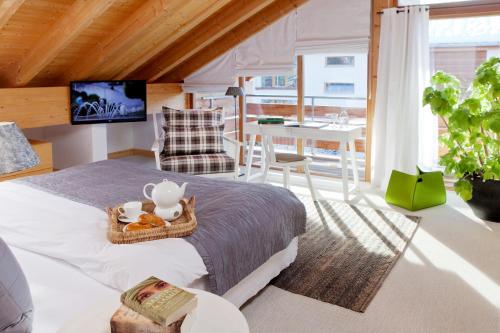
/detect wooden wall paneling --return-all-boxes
[64,0,231,82]
[146,83,185,113]
[135,0,275,82]
[0,84,184,128]
[0,0,26,30]
[113,0,234,80]
[365,0,396,182]
[10,0,117,87]
[156,0,308,83]
[0,86,70,128]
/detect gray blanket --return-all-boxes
[16,159,306,295]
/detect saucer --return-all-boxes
[117,211,148,223]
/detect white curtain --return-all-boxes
[372,6,437,190]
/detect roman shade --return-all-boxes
[296,0,371,54]
[182,50,237,93]
[181,0,372,92]
[235,13,296,76]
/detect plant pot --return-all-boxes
[465,176,500,222]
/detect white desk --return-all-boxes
[244,121,364,200]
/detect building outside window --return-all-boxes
[324,82,355,95]
[258,75,296,89]
[325,56,355,66]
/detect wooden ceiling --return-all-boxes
[0,0,307,88]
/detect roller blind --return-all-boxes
[235,13,296,76]
[296,0,371,54]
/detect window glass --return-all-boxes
[303,53,368,180]
[325,56,355,66]
[324,83,355,95]
[246,75,299,162]
[429,15,500,157]
[256,75,296,90]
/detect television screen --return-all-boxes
[70,80,147,125]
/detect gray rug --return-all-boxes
[272,198,420,312]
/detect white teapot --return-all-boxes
[143,179,188,221]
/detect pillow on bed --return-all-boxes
[162,106,224,127]
[162,125,225,157]
[0,238,33,333]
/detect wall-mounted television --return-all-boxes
[70,80,147,125]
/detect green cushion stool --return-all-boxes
[385,167,446,211]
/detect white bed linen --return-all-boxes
[0,182,207,290]
[12,238,298,333]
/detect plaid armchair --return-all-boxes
[151,107,240,179]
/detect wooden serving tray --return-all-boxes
[106,197,197,244]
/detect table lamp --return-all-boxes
[225,87,245,136]
[0,122,39,174]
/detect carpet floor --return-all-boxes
[271,197,420,312]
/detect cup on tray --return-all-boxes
[118,201,143,219]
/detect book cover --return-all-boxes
[121,277,197,326]
[110,305,184,333]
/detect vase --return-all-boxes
[465,176,500,222]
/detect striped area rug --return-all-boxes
[272,198,420,312]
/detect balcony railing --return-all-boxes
[202,94,367,122]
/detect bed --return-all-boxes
[0,159,305,332]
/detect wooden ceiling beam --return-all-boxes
[0,0,26,30]
[11,0,116,87]
[112,0,234,80]
[155,0,308,83]
[130,0,275,82]
[62,0,230,83]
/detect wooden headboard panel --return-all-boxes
[0,83,185,129]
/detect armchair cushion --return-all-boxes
[160,153,235,175]
[162,125,225,157]
[162,107,224,127]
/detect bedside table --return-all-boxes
[57,288,249,333]
[0,139,53,181]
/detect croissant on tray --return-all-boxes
[123,213,166,232]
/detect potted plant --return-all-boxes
[423,57,500,222]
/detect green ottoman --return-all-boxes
[385,167,446,211]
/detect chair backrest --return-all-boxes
[259,126,278,164]
[152,107,225,148]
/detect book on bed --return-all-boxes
[120,276,197,326]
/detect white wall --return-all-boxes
[106,122,134,153]
[24,124,95,170]
[133,115,156,150]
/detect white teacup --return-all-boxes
[118,201,143,218]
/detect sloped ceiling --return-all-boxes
[0,0,308,88]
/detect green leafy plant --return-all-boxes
[423,57,500,201]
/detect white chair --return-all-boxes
[151,109,241,180]
[260,127,318,201]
